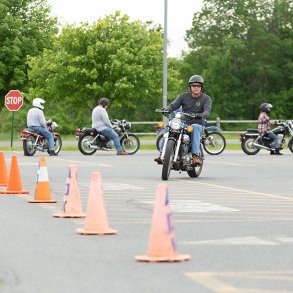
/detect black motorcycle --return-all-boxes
[156,123,226,155]
[76,119,140,155]
[20,120,62,156]
[240,120,293,155]
[155,109,204,181]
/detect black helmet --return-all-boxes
[188,75,204,85]
[260,103,273,113]
[99,98,110,107]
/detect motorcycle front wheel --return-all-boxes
[23,136,37,156]
[78,134,97,155]
[202,131,226,155]
[187,161,203,178]
[241,137,261,155]
[162,140,175,181]
[120,134,140,155]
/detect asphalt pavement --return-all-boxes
[0,149,293,293]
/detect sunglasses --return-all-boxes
[190,84,202,88]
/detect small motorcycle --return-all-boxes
[155,121,226,155]
[155,109,204,181]
[20,120,62,156]
[240,120,293,155]
[76,119,140,155]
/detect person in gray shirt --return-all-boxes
[92,98,128,155]
[154,75,212,165]
[27,98,57,156]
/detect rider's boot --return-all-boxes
[49,150,58,156]
[154,155,163,164]
[192,154,202,166]
[274,148,283,155]
[117,150,128,155]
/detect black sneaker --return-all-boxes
[49,150,58,156]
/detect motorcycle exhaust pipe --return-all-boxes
[251,142,271,151]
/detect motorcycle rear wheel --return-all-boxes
[120,134,140,155]
[241,137,261,155]
[156,133,164,151]
[202,131,226,155]
[162,140,175,181]
[78,134,98,155]
[23,136,37,156]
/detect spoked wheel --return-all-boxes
[203,131,226,155]
[156,133,164,151]
[78,134,97,155]
[23,136,37,156]
[53,135,62,154]
[120,134,140,155]
[162,140,175,181]
[241,137,260,155]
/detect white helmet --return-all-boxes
[32,98,45,110]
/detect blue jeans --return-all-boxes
[30,126,54,150]
[100,128,122,151]
[267,132,280,149]
[191,124,203,155]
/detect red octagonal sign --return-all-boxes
[5,90,23,111]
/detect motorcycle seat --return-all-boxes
[27,127,41,134]
[246,129,258,133]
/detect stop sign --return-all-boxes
[5,90,24,111]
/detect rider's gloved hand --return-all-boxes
[194,113,204,119]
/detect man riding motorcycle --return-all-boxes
[154,75,212,165]
[27,98,58,156]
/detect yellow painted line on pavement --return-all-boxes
[46,157,111,167]
[184,181,293,202]
[185,270,293,293]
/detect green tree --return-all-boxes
[182,0,293,120]
[28,12,182,132]
[0,0,58,109]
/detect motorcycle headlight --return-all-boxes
[125,122,131,129]
[170,118,182,130]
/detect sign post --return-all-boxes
[4,90,24,147]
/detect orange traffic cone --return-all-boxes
[52,165,85,218]
[0,155,29,194]
[135,184,190,262]
[28,156,57,203]
[76,172,117,235]
[0,152,8,186]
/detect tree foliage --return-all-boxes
[0,0,58,109]
[182,0,293,120]
[27,12,182,131]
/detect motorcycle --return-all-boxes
[20,120,62,156]
[76,119,140,155]
[239,120,293,155]
[155,121,226,155]
[155,109,204,181]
